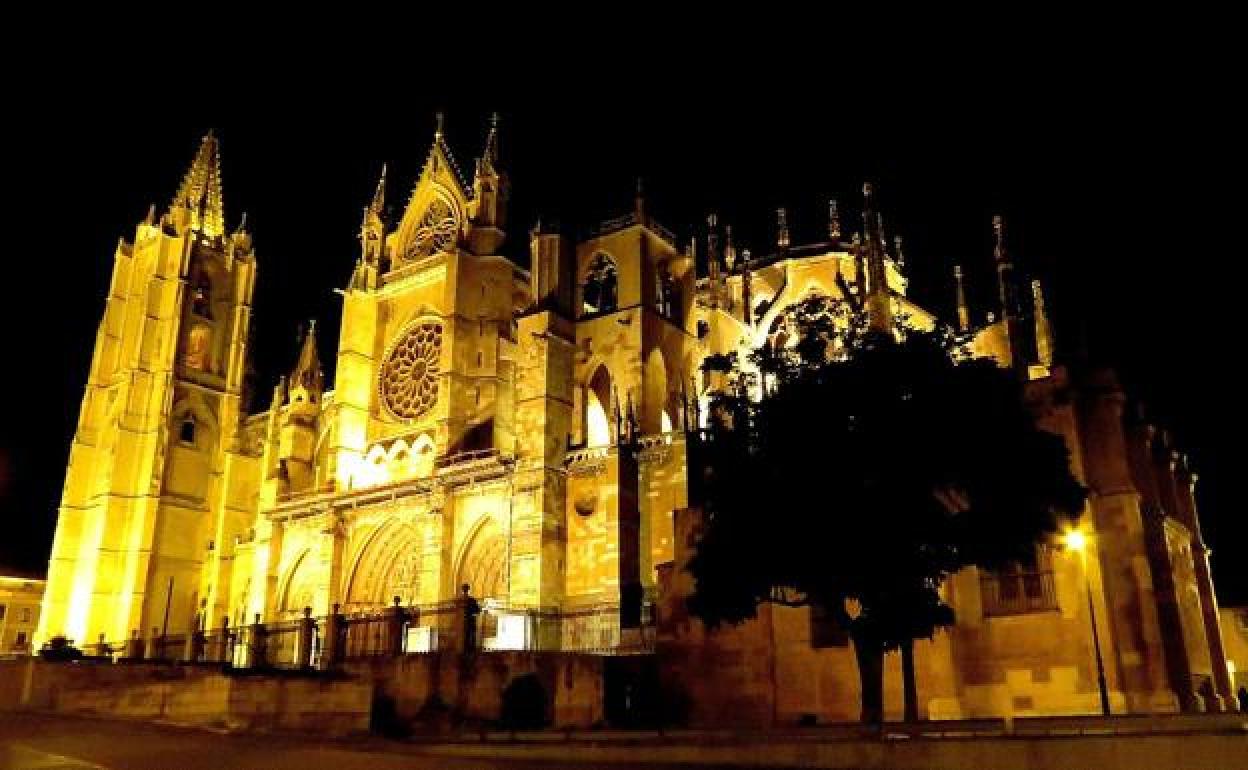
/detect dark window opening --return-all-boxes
[582,254,618,315]
[179,416,196,445]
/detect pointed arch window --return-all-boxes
[582,253,618,316]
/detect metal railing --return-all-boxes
[981,570,1059,616]
[35,596,657,671]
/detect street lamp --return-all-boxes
[1063,527,1111,716]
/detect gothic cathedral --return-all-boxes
[37,120,1237,721]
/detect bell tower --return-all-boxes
[38,133,257,647]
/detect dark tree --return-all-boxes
[686,297,1087,723]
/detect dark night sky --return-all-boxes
[2,40,1243,601]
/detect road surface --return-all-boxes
[0,712,737,770]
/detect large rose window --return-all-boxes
[404,198,458,261]
[379,322,443,420]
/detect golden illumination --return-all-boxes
[1062,528,1088,553]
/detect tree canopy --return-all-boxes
[686,296,1087,720]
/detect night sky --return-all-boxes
[2,51,1242,603]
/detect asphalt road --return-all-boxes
[0,712,734,770]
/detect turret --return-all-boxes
[776,207,791,252]
[470,112,508,254]
[862,183,892,334]
[352,165,387,290]
[277,322,323,494]
[954,264,971,333]
[828,198,842,243]
[992,215,1035,370]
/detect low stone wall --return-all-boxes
[0,658,371,735]
[347,650,607,729]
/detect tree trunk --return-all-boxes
[901,638,919,722]
[853,633,884,724]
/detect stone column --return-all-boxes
[1154,440,1212,710]
[1126,421,1195,711]
[1175,457,1235,710]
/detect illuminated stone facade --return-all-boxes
[37,123,1235,721]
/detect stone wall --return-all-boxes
[348,650,606,729]
[0,659,371,735]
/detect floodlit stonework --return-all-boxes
[0,574,44,657]
[35,122,1236,724]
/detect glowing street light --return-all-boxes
[1063,526,1111,716]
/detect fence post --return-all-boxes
[321,604,341,669]
[147,626,161,661]
[388,596,406,657]
[250,613,266,668]
[219,616,231,663]
[297,607,315,668]
[126,629,144,661]
[187,628,204,663]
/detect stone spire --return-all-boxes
[707,213,722,308]
[470,113,508,251]
[828,198,842,242]
[954,264,970,332]
[992,215,1030,368]
[776,207,791,251]
[1032,278,1054,369]
[170,132,225,238]
[369,163,387,216]
[724,224,738,271]
[482,111,500,168]
[862,183,892,334]
[355,165,387,287]
[290,320,324,400]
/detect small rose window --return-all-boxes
[380,322,443,420]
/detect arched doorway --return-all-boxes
[456,517,507,602]
[278,550,318,619]
[344,520,424,612]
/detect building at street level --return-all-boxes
[36,121,1238,721]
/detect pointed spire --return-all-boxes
[360,164,387,269]
[828,198,842,242]
[724,224,738,270]
[862,183,892,334]
[893,235,905,270]
[434,111,445,141]
[706,213,721,300]
[776,207,790,251]
[1032,278,1054,368]
[954,265,970,332]
[290,320,323,397]
[171,131,225,238]
[993,214,1018,320]
[993,214,1007,264]
[370,164,387,215]
[634,177,645,223]
[482,112,500,166]
[991,215,1028,370]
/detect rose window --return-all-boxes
[405,198,457,261]
[380,322,443,420]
